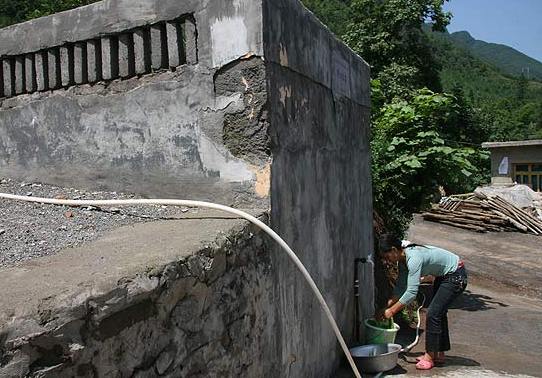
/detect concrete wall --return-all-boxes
[263,0,373,376]
[489,146,542,179]
[0,0,373,376]
[0,217,278,378]
[0,0,269,206]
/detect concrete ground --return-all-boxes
[335,216,542,377]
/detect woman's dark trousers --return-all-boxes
[425,266,468,352]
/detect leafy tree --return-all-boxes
[372,89,486,234]
[343,0,450,100]
[0,0,98,27]
[301,0,352,36]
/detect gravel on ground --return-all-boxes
[0,177,225,268]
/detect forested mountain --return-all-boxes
[427,29,542,141]
[447,31,542,82]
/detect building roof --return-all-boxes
[482,140,542,148]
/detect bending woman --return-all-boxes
[377,234,468,370]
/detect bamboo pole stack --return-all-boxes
[422,193,542,235]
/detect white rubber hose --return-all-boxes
[0,193,362,378]
[401,292,426,353]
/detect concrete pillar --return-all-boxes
[150,24,167,70]
[166,21,181,68]
[14,56,25,94]
[0,62,3,97]
[2,59,13,97]
[74,42,87,84]
[118,33,132,78]
[101,36,119,80]
[47,48,60,89]
[183,18,198,65]
[35,52,48,91]
[87,39,101,83]
[25,54,36,93]
[60,46,72,87]
[133,28,150,75]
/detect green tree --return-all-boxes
[0,0,98,27]
[343,0,451,101]
[372,90,486,234]
[301,0,352,36]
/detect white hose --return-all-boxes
[401,292,426,353]
[0,193,362,378]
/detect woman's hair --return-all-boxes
[377,233,426,255]
[377,234,402,255]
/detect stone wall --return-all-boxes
[0,217,278,377]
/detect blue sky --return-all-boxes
[443,0,542,63]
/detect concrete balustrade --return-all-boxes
[183,18,198,65]
[0,16,197,99]
[150,24,167,70]
[47,48,60,90]
[74,43,87,84]
[133,29,149,75]
[35,52,47,91]
[2,59,13,97]
[87,39,101,83]
[14,56,25,94]
[166,21,182,68]
[25,54,35,93]
[60,46,72,87]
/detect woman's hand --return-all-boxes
[384,308,394,319]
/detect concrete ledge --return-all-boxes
[0,209,279,377]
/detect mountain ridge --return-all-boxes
[447,30,542,81]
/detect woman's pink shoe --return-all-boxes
[416,359,434,370]
[416,356,444,364]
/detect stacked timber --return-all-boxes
[422,193,542,235]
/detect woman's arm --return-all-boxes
[387,295,400,307]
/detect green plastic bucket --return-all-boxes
[364,319,400,344]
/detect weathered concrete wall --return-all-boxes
[0,215,277,377]
[263,0,373,376]
[0,0,373,377]
[0,0,269,206]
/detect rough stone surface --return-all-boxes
[0,209,274,378]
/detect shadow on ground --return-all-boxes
[450,290,509,311]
